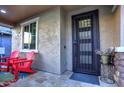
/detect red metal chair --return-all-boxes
[12,51,36,80]
[0,50,20,72]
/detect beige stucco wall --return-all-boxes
[12,7,62,74]
[113,6,120,47]
[60,7,67,73]
[65,5,120,71]
[12,25,21,51]
[12,6,121,74]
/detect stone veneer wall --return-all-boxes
[12,7,65,74]
[114,52,124,87]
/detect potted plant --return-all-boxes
[96,48,114,65]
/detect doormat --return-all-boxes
[70,73,100,85]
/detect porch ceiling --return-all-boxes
[0,5,57,26]
[0,5,89,26]
[0,5,113,27]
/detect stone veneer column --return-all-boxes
[114,6,124,87]
[114,47,124,87]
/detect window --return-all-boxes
[79,19,91,28]
[21,17,39,52]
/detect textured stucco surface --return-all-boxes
[12,6,121,74]
[34,7,61,74]
[12,7,62,74]
[65,6,120,71]
[113,6,120,47]
[12,25,21,51]
[60,7,67,73]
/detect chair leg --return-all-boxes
[7,66,9,72]
[15,73,19,80]
[11,68,14,74]
[14,70,19,80]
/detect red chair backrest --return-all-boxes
[26,51,35,60]
[10,50,20,58]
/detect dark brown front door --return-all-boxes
[72,10,100,76]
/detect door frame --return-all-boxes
[72,9,100,76]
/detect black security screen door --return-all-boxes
[72,10,100,76]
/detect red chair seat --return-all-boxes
[12,51,36,80]
[17,67,34,73]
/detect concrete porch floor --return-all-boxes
[9,71,117,87]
